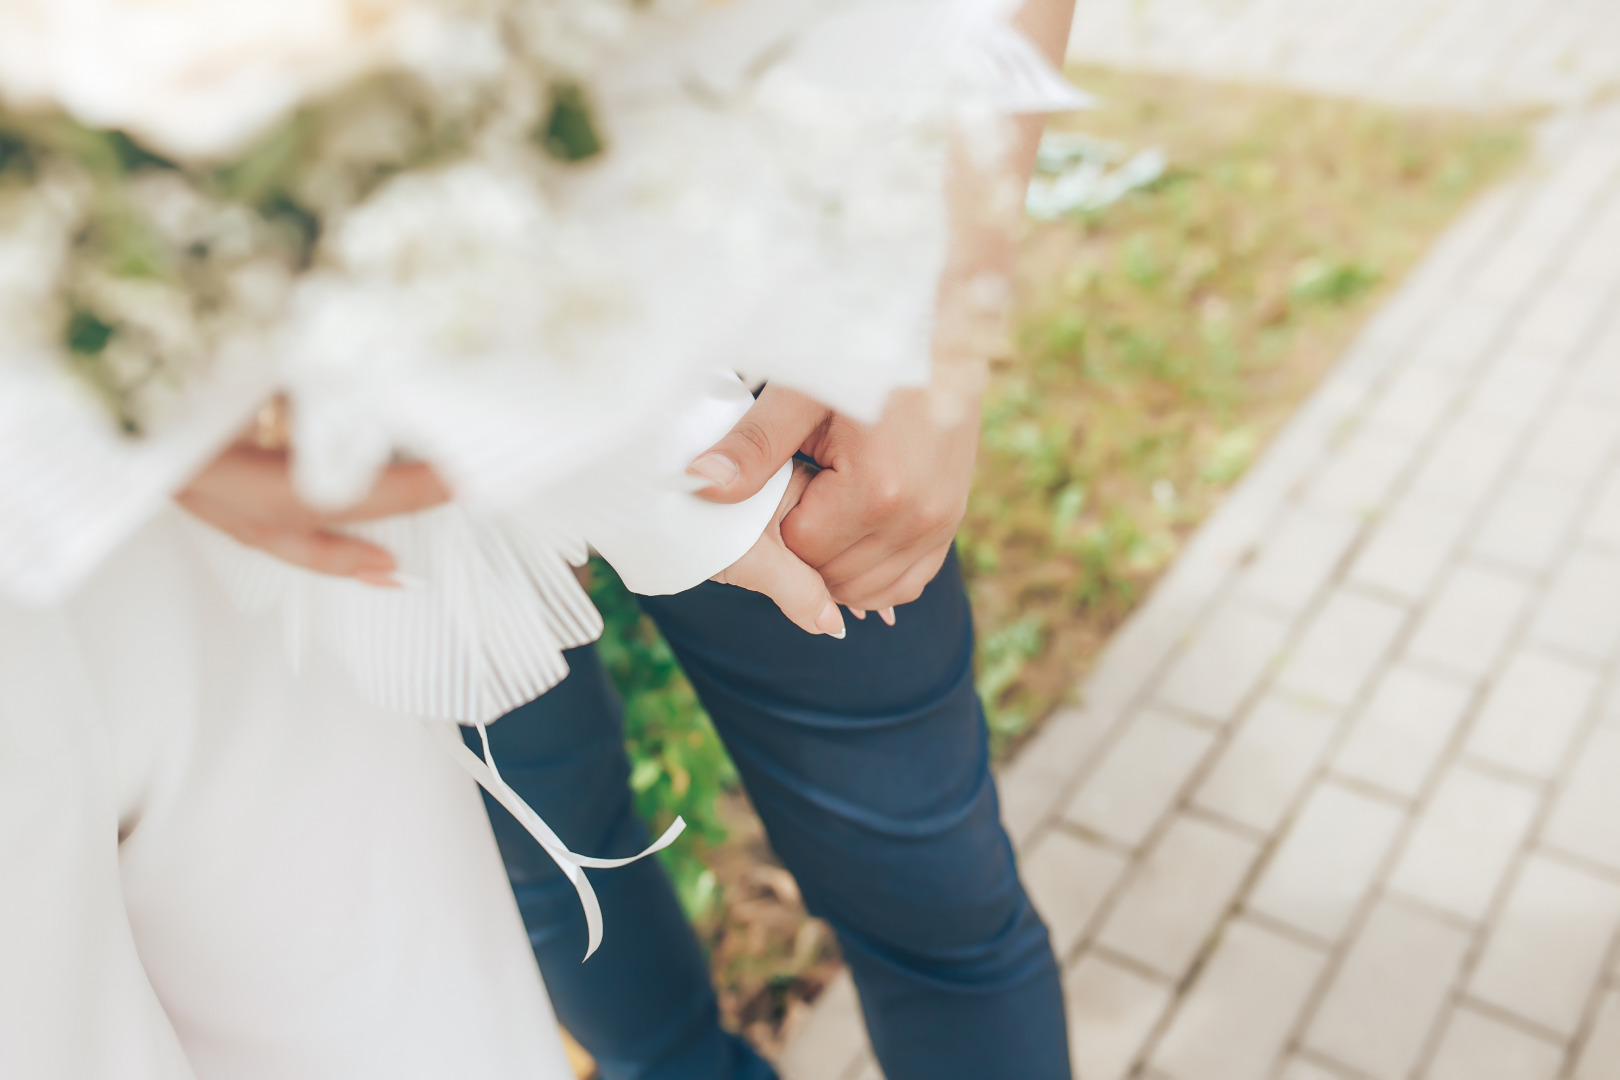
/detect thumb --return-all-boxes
[688,384,829,504]
[716,531,847,638]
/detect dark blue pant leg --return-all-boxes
[465,647,774,1080]
[641,549,1070,1080]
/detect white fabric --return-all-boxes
[189,370,785,725]
[0,511,572,1079]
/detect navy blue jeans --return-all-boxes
[465,550,1069,1080]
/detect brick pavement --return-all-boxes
[779,4,1620,1078]
[1066,0,1620,111]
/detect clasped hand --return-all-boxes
[692,384,979,633]
[177,384,977,641]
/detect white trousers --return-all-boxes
[0,511,571,1079]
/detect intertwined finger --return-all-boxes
[690,385,830,504]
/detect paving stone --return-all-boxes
[845,1057,880,1080]
[1423,1006,1564,1080]
[998,706,1115,844]
[1405,566,1534,681]
[1247,781,1406,943]
[1063,709,1217,849]
[1194,695,1339,834]
[1467,349,1564,430]
[1405,413,1520,514]
[1510,285,1617,358]
[1364,366,1463,439]
[1156,602,1291,723]
[1278,1060,1344,1080]
[1305,899,1472,1080]
[1408,297,1511,371]
[1474,149,1620,305]
[1064,0,1620,109]
[1561,187,1620,287]
[1521,400,1620,491]
[1332,664,1475,801]
[1387,764,1541,923]
[1575,990,1620,1080]
[1470,477,1585,576]
[1583,465,1620,552]
[1022,829,1130,957]
[1469,854,1620,1038]
[1149,919,1326,1080]
[1348,499,1469,603]
[1528,550,1620,665]
[1543,724,1620,872]
[1569,323,1620,406]
[778,971,867,1080]
[1465,650,1599,781]
[1276,589,1408,711]
[1305,430,1416,518]
[1238,507,1362,615]
[1064,953,1174,1080]
[1096,816,1261,981]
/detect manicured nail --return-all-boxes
[817,600,847,639]
[356,570,402,588]
[850,608,867,620]
[688,452,739,491]
[879,607,897,627]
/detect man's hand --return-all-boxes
[711,462,848,638]
[176,444,451,585]
[690,384,979,616]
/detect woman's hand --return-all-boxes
[175,443,451,586]
[710,463,848,638]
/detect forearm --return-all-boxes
[1012,0,1080,172]
[934,0,1078,410]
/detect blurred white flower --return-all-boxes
[277,146,767,510]
[0,179,81,357]
[0,0,429,159]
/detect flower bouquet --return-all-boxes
[0,0,1083,710]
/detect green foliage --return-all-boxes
[584,558,736,920]
[1289,257,1380,307]
[66,309,115,356]
[976,615,1045,749]
[213,114,314,210]
[1201,427,1258,485]
[540,83,605,163]
[0,130,34,178]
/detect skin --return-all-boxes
[175,444,451,586]
[690,0,1079,623]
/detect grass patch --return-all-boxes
[964,66,1527,752]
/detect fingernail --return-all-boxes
[817,600,847,640]
[879,607,897,627]
[688,452,739,491]
[355,570,402,588]
[850,608,867,620]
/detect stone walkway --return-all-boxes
[1067,0,1620,111]
[779,4,1620,1079]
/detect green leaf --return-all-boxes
[66,309,114,356]
[539,83,605,164]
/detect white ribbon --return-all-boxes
[444,720,687,961]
